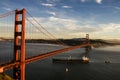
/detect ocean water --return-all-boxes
[0,41,120,80]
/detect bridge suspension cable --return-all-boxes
[26,18,54,39]
[26,11,68,46]
[26,17,68,46]
[0,10,15,65]
[0,10,15,18]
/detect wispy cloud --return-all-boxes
[101,6,120,10]
[68,23,120,39]
[95,0,102,4]
[101,23,120,32]
[41,3,54,7]
[46,16,120,39]
[62,6,72,8]
[46,0,58,3]
[80,0,86,2]
[46,11,56,16]
[80,0,103,4]
[2,7,12,11]
[49,16,77,30]
[95,23,120,39]
[26,16,120,39]
[115,7,120,10]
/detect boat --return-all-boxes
[52,56,89,63]
[81,56,90,63]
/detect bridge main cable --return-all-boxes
[26,17,64,45]
[26,11,67,46]
[0,10,15,18]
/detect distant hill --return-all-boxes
[0,37,13,41]
[0,37,120,46]
[104,39,120,45]
[26,38,120,46]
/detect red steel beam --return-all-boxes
[20,8,26,80]
[0,43,91,71]
[25,44,91,64]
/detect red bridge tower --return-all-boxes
[14,8,26,80]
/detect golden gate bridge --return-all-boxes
[0,8,91,80]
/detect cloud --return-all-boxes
[49,16,77,30]
[46,11,56,16]
[38,16,99,32]
[95,0,102,4]
[70,23,120,39]
[80,0,103,4]
[46,0,59,3]
[27,16,120,39]
[41,3,54,7]
[2,7,12,11]
[101,6,120,11]
[115,7,120,10]
[95,23,120,39]
[80,0,87,2]
[62,6,72,8]
[101,23,120,32]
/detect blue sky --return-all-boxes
[0,0,120,39]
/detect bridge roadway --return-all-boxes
[0,43,91,71]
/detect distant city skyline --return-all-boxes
[0,0,120,39]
